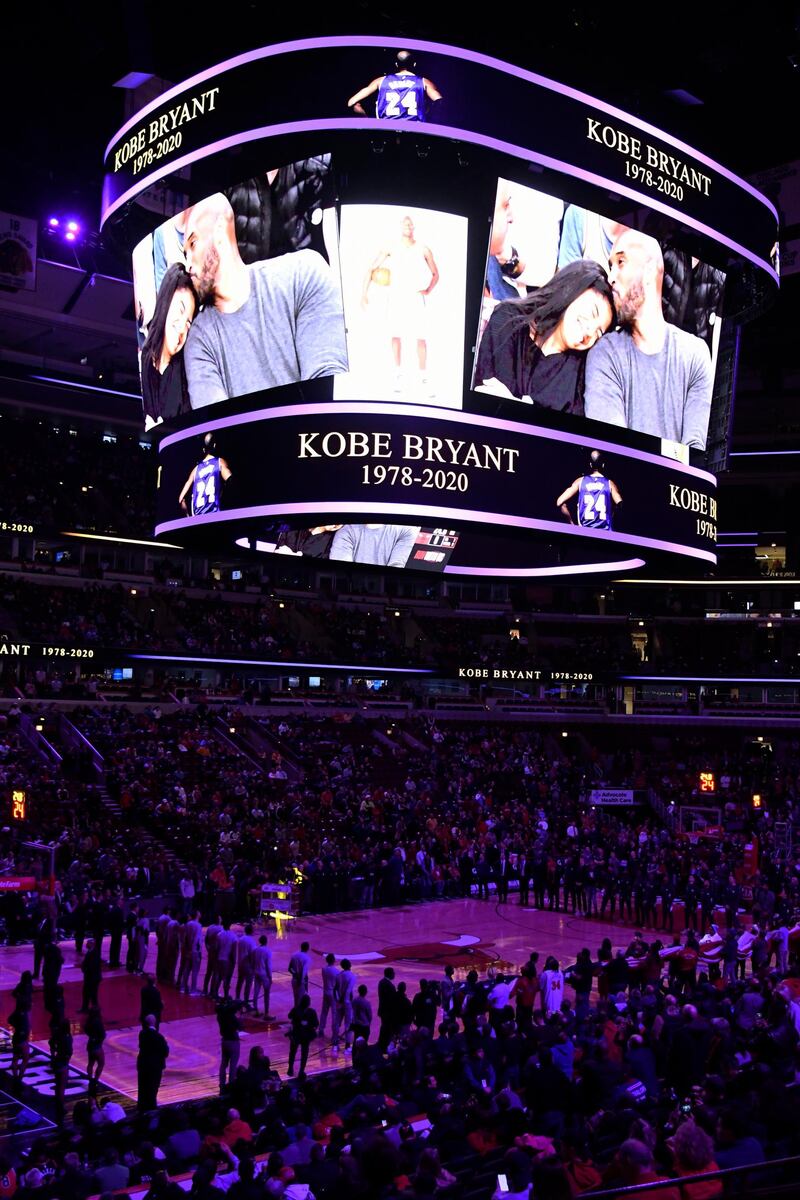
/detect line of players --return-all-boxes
[152,913,360,1048]
[153,912,275,1019]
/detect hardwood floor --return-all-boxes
[0,899,656,1105]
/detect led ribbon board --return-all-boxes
[102,36,778,276]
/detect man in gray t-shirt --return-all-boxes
[330,524,420,568]
[183,193,347,408]
[584,230,713,449]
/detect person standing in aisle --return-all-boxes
[378,966,398,1051]
[79,938,102,1012]
[217,997,242,1093]
[134,908,151,974]
[42,938,63,1015]
[107,895,125,970]
[204,916,222,997]
[332,958,356,1051]
[235,923,257,1006]
[50,1015,74,1124]
[287,994,318,1080]
[216,920,239,999]
[252,934,275,1020]
[164,909,180,985]
[287,941,311,1009]
[140,975,164,1030]
[137,1014,169,1111]
[84,1001,106,1095]
[318,954,340,1039]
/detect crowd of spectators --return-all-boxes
[0,698,799,1196]
[0,580,413,669]
[19,710,792,942]
[1,568,795,682]
[0,416,157,537]
[0,712,178,940]
[4,912,800,1199]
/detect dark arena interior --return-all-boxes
[1,6,800,1200]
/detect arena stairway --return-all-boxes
[57,711,193,879]
[225,714,305,781]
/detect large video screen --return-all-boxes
[107,36,785,578]
[471,178,726,458]
[131,154,347,430]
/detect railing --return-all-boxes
[647,786,678,830]
[19,713,62,765]
[58,712,104,777]
[584,1153,800,1199]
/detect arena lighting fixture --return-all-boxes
[61,531,184,549]
[664,89,704,106]
[620,675,800,684]
[114,71,155,89]
[47,216,82,243]
[127,651,433,674]
[616,578,799,585]
[30,375,140,400]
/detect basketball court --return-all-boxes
[0,899,635,1128]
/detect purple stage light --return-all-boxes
[66,220,79,233]
[65,231,76,241]
[48,217,59,228]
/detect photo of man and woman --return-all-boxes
[473,178,726,454]
[132,155,348,430]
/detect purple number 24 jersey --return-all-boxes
[578,475,612,530]
[192,457,221,516]
[377,73,426,121]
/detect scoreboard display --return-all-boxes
[102,37,778,579]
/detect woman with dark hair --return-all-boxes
[140,263,197,428]
[474,258,615,413]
